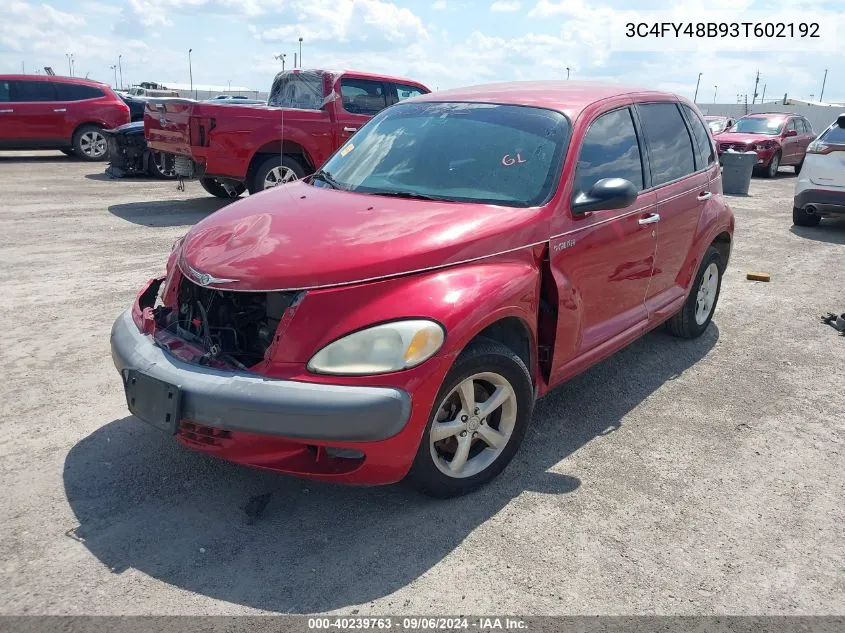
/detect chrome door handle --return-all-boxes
[0,109,13,113]
[638,213,661,225]
[343,126,357,133]
[697,191,712,201]
[53,108,67,112]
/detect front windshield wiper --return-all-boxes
[310,169,342,189]
[367,190,444,201]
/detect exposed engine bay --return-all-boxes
[153,277,299,368]
[103,122,176,179]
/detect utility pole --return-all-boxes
[752,70,760,104]
[820,68,828,103]
[693,72,702,103]
[118,55,123,90]
[566,67,570,80]
[188,48,194,99]
[713,85,717,103]
[761,84,766,103]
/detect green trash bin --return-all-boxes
[721,150,757,195]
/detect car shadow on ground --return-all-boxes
[108,198,232,227]
[790,217,845,245]
[63,324,718,613]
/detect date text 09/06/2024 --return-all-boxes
[625,22,820,38]
[307,617,528,630]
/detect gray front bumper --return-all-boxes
[110,310,411,441]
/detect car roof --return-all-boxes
[0,74,109,88]
[411,80,680,119]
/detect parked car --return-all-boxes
[112,81,734,497]
[0,74,130,160]
[793,113,845,226]
[703,115,734,135]
[200,97,265,105]
[103,121,176,179]
[128,86,179,98]
[715,112,815,177]
[144,69,430,197]
[118,93,147,122]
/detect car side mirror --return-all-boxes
[572,178,638,215]
[784,129,798,137]
[837,113,845,128]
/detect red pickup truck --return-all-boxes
[144,69,429,198]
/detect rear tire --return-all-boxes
[250,155,306,194]
[405,339,534,498]
[763,151,781,178]
[792,206,821,227]
[72,125,109,161]
[666,246,723,339]
[199,177,245,198]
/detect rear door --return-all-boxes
[0,79,13,145]
[798,118,815,158]
[636,101,707,309]
[8,79,64,145]
[335,77,388,145]
[782,118,799,163]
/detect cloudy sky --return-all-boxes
[1,0,842,103]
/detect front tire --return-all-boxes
[794,157,804,174]
[763,151,781,178]
[793,206,821,227]
[250,155,306,194]
[666,246,723,339]
[147,151,177,179]
[199,177,245,198]
[72,125,109,161]
[405,340,534,498]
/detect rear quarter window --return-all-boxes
[54,83,105,101]
[0,81,10,102]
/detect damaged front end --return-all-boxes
[134,273,301,371]
[104,122,176,179]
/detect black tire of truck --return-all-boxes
[249,155,307,194]
[200,177,246,198]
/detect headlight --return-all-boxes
[307,320,445,375]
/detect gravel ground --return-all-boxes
[0,152,843,615]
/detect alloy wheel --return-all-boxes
[429,372,517,479]
[695,262,720,325]
[263,165,298,189]
[79,130,107,159]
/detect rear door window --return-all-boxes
[12,80,56,102]
[637,102,696,186]
[341,79,388,115]
[681,105,715,169]
[574,107,644,195]
[54,83,104,101]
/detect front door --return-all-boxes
[548,106,657,384]
[334,77,388,147]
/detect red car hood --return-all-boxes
[716,132,775,145]
[179,181,547,291]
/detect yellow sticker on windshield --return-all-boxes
[340,143,355,157]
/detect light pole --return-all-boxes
[65,53,74,76]
[693,72,702,103]
[274,53,286,71]
[188,48,193,99]
[713,85,717,103]
[228,79,231,93]
[820,68,828,103]
[566,67,570,80]
[110,64,117,86]
[118,54,123,89]
[298,37,303,68]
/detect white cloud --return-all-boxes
[490,0,521,11]
[433,0,448,8]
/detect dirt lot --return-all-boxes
[0,152,843,615]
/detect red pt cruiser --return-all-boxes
[112,82,734,497]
